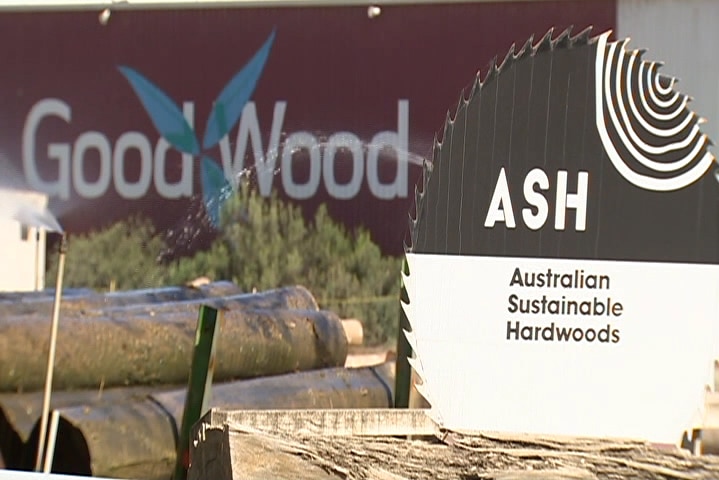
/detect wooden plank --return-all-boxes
[202,408,438,437]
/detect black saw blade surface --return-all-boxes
[408,28,717,264]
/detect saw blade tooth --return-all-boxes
[400,300,413,330]
[400,275,411,298]
[403,329,418,353]
[407,215,417,240]
[554,26,572,48]
[407,355,425,377]
[399,268,409,292]
[482,55,499,84]
[399,287,409,308]
[516,34,534,59]
[620,37,631,50]
[413,379,434,409]
[487,54,498,72]
[534,27,554,54]
[402,239,411,254]
[589,28,613,47]
[414,181,424,203]
[571,25,593,45]
[422,160,431,190]
[469,74,481,98]
[443,108,454,129]
[407,357,432,408]
[423,157,433,174]
[401,268,412,302]
[432,132,441,153]
[499,43,516,72]
[414,184,423,210]
[450,89,466,122]
[446,107,454,125]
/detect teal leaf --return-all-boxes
[202,30,276,149]
[201,156,233,228]
[118,66,199,155]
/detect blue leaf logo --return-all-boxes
[117,66,200,155]
[201,156,233,227]
[203,30,276,150]
[118,30,277,228]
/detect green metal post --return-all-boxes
[173,305,220,480]
[394,257,412,408]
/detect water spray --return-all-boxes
[34,231,67,472]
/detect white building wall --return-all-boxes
[0,189,48,292]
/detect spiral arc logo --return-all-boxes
[595,32,716,192]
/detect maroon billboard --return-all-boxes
[0,1,615,256]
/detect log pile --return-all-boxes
[0,282,389,478]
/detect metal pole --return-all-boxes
[173,305,220,480]
[34,229,41,291]
[34,233,67,471]
[42,409,61,473]
[394,257,412,408]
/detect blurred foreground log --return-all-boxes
[24,363,395,479]
[0,304,347,392]
[190,415,719,480]
[0,281,244,317]
[189,409,436,480]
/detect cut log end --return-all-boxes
[340,319,363,346]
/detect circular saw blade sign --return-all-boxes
[404,27,719,444]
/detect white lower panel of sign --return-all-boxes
[403,254,719,444]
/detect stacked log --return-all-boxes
[0,307,346,392]
[0,386,176,469]
[0,286,335,392]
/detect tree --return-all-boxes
[46,216,167,291]
[167,188,402,345]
